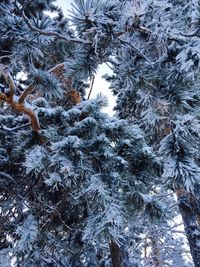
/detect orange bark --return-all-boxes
[0,63,81,132]
[0,66,40,132]
[0,92,40,131]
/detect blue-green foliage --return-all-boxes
[0,91,162,266]
[105,0,200,192]
[30,69,64,100]
[0,0,196,266]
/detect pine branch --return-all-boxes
[180,30,200,37]
[181,1,200,38]
[168,33,187,45]
[9,96,40,131]
[19,63,68,104]
[115,25,187,45]
[2,62,82,131]
[18,83,34,104]
[0,122,31,131]
[0,64,15,100]
[117,37,152,64]
[22,11,91,45]
[114,23,151,37]
[19,62,81,106]
[0,172,17,184]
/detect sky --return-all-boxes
[56,0,71,13]
[55,0,115,115]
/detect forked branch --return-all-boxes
[1,63,82,132]
[0,65,40,131]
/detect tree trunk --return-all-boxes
[150,233,162,267]
[193,184,200,226]
[176,187,200,267]
[109,239,129,267]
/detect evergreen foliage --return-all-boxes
[0,0,198,266]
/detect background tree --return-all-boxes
[104,0,200,265]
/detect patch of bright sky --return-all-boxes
[56,0,116,116]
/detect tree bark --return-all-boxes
[176,187,200,267]
[109,239,129,267]
[150,233,162,267]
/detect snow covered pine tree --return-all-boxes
[0,1,165,266]
[0,0,197,266]
[104,0,200,266]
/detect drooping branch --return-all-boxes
[0,122,31,132]
[0,172,17,184]
[180,31,199,37]
[22,11,91,45]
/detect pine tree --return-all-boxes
[104,0,200,265]
[0,0,197,266]
[0,0,166,266]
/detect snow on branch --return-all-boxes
[22,11,91,45]
[181,1,200,37]
[0,62,81,132]
[117,37,152,64]
[0,122,31,132]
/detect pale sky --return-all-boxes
[56,0,71,13]
[56,0,115,116]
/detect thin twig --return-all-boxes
[105,62,114,70]
[87,75,95,100]
[0,122,31,131]
[0,172,17,184]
